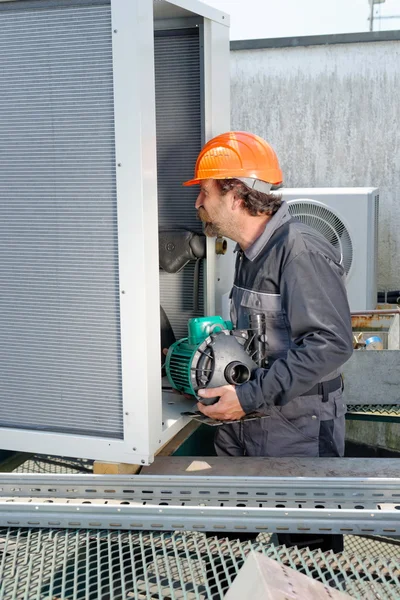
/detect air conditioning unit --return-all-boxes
[280,188,379,311]
[0,0,230,465]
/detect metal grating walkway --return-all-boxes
[13,455,93,475]
[347,405,400,422]
[2,459,400,597]
[0,528,399,599]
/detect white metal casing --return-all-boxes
[281,188,379,311]
[0,0,230,464]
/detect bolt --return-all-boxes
[121,290,125,294]
[141,460,145,464]
[117,163,122,167]
[125,412,128,416]
[113,29,118,33]
[133,447,137,451]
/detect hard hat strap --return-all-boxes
[237,178,272,194]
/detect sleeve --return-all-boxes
[236,250,354,413]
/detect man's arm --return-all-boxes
[236,250,353,413]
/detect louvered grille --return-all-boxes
[0,1,123,438]
[288,201,353,275]
[155,30,204,340]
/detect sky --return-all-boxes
[205,0,400,40]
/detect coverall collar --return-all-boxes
[236,201,292,261]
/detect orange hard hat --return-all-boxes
[183,131,283,187]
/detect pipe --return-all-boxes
[351,308,400,316]
[369,0,374,32]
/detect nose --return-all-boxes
[195,193,202,210]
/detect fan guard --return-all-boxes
[287,200,353,275]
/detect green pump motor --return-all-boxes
[165,315,267,405]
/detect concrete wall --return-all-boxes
[230,36,400,290]
[346,419,400,453]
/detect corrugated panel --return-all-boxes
[0,2,123,439]
[155,30,204,340]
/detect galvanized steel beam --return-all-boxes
[1,501,400,536]
[0,473,399,534]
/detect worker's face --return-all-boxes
[195,179,234,238]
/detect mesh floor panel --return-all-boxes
[13,455,93,475]
[347,405,400,418]
[0,529,399,599]
[344,535,400,559]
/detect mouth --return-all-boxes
[197,207,220,237]
[197,207,211,223]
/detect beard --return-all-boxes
[197,207,221,237]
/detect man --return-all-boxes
[183,131,353,551]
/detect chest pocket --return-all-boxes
[240,289,290,359]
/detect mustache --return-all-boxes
[197,207,219,237]
[197,207,211,223]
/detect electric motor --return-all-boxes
[166,315,267,405]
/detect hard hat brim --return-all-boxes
[182,178,201,187]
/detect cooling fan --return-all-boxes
[287,199,354,276]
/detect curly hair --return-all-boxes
[215,179,282,217]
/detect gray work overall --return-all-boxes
[215,202,353,459]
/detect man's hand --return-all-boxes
[197,385,246,421]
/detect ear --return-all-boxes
[231,193,244,211]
